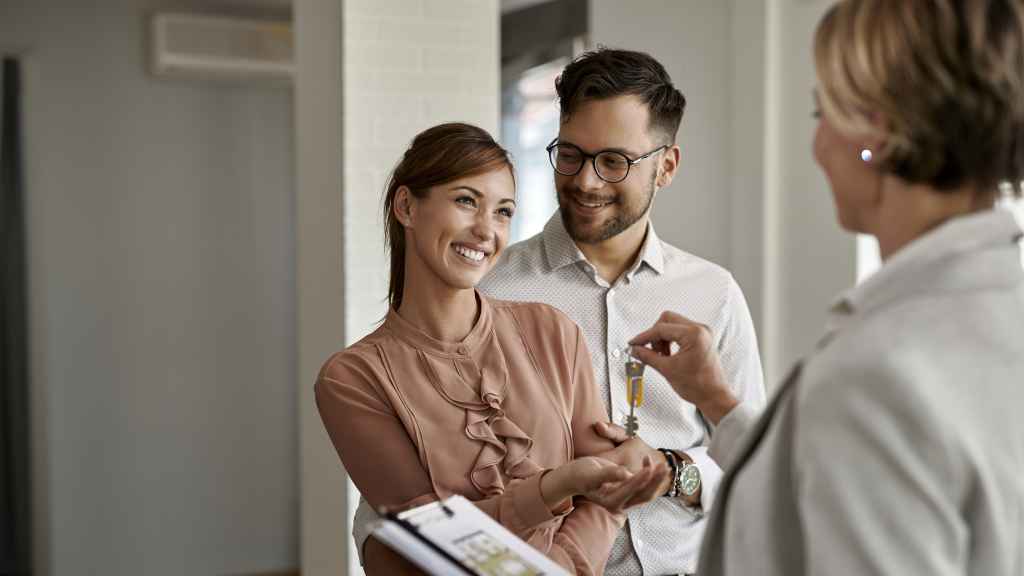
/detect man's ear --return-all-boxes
[394,186,416,227]
[657,144,681,189]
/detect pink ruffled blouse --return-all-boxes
[316,294,623,574]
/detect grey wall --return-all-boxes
[591,1,734,269]
[295,1,502,574]
[590,0,858,384]
[0,0,298,573]
[768,0,856,380]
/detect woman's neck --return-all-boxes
[396,278,479,343]
[872,180,995,261]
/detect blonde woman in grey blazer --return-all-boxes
[626,0,1024,574]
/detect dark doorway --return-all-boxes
[1,56,32,576]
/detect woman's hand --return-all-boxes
[591,422,673,496]
[540,456,668,514]
[629,310,738,425]
[577,455,668,513]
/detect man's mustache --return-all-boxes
[558,188,618,205]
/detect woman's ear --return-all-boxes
[861,112,889,164]
[394,186,415,227]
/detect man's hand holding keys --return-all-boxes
[628,311,739,426]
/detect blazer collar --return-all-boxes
[831,207,1024,321]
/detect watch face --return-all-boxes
[681,465,701,496]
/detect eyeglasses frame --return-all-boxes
[545,139,669,184]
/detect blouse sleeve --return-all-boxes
[538,322,626,574]
[315,347,434,510]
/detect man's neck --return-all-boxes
[576,217,649,284]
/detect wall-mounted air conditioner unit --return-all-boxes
[151,13,293,83]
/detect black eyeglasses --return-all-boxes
[546,140,667,184]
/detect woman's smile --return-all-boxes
[452,242,489,264]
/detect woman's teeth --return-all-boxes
[453,245,486,262]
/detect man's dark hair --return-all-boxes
[555,47,686,144]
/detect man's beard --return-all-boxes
[557,170,656,244]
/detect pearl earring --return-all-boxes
[860,148,873,162]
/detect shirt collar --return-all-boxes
[540,212,666,276]
[830,207,1024,320]
[633,221,666,276]
[541,212,584,271]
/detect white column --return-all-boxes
[296,1,500,574]
[295,1,346,575]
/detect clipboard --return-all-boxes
[369,495,571,576]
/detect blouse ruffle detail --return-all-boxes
[419,329,543,497]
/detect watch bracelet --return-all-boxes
[656,448,680,498]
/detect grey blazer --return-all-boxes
[699,208,1024,575]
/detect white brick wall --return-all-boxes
[343,0,500,345]
[328,2,500,574]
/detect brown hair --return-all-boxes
[555,47,687,145]
[814,0,1024,196]
[382,122,513,310]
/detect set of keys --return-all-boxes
[624,353,645,438]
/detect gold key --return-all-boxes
[624,354,645,437]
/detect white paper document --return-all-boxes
[370,495,571,576]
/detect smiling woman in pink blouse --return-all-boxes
[315,122,667,575]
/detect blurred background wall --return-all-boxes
[1,0,298,574]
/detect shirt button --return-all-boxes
[608,288,616,297]
[611,348,621,359]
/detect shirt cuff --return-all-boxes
[352,492,436,565]
[352,494,377,565]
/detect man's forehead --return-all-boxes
[557,95,654,151]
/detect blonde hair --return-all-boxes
[814,0,1024,196]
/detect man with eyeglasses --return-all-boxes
[351,48,765,575]
[479,48,766,575]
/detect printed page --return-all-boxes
[373,495,570,576]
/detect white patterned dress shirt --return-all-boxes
[478,214,766,575]
[351,213,766,575]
